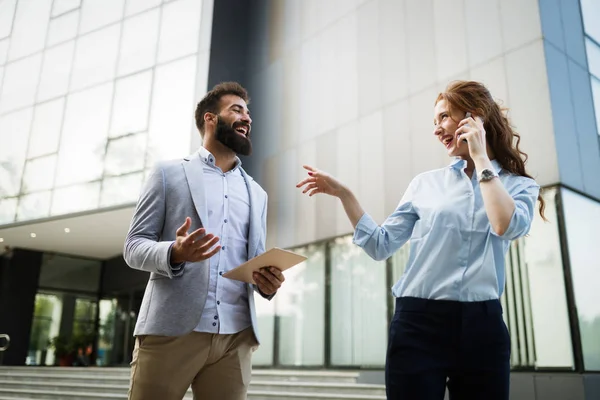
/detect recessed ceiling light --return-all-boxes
[64,228,70,233]
[0,238,3,243]
[30,233,36,238]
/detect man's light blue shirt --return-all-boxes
[353,159,540,302]
[195,147,252,334]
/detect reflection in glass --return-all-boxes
[79,0,124,35]
[252,292,275,366]
[330,236,387,366]
[29,98,64,158]
[562,188,600,371]
[100,173,143,208]
[157,0,202,63]
[586,39,600,79]
[147,56,197,165]
[55,84,112,186]
[105,134,147,176]
[110,72,152,137]
[22,155,57,193]
[27,294,62,366]
[51,182,100,216]
[17,191,52,221]
[277,244,325,366]
[125,0,161,17]
[117,9,160,77]
[580,0,600,44]
[522,187,574,368]
[0,197,18,224]
[37,41,74,102]
[7,0,51,61]
[0,0,16,39]
[0,39,8,64]
[0,108,32,197]
[52,0,81,18]
[592,78,600,135]
[39,253,102,294]
[0,54,43,113]
[47,10,79,47]
[70,24,120,91]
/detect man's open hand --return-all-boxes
[170,217,220,264]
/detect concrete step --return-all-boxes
[0,367,360,383]
[0,367,384,400]
[0,379,385,397]
[0,389,384,400]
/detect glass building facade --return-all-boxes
[0,0,212,223]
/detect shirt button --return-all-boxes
[219,271,223,276]
[225,195,228,199]
[214,315,218,320]
[217,301,220,305]
[222,246,226,251]
[224,219,228,223]
[212,322,216,326]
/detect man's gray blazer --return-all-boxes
[123,151,269,342]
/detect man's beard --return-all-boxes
[215,116,252,156]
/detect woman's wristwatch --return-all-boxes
[478,168,499,182]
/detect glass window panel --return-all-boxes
[37,41,74,102]
[147,56,196,165]
[22,155,57,193]
[39,254,101,293]
[0,197,17,224]
[51,181,100,216]
[562,188,600,371]
[47,10,79,47]
[52,0,81,17]
[16,190,52,221]
[55,84,112,186]
[110,71,152,137]
[252,293,275,366]
[0,0,17,39]
[586,38,600,79]
[0,108,32,197]
[157,0,202,63]
[125,0,161,17]
[100,172,143,207]
[7,0,52,61]
[118,9,159,76]
[520,188,574,368]
[592,77,600,135]
[0,54,43,113]
[277,244,325,366]
[581,0,600,44]
[27,294,62,366]
[0,39,9,65]
[330,236,387,366]
[29,98,64,158]
[79,0,124,35]
[71,24,121,91]
[104,133,147,176]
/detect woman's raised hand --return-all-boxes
[296,165,346,198]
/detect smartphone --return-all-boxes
[462,112,471,143]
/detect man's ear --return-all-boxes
[204,112,215,125]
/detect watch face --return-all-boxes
[480,169,496,181]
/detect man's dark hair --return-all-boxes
[195,82,250,136]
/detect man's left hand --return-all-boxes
[253,267,285,296]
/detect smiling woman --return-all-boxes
[297,80,543,400]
